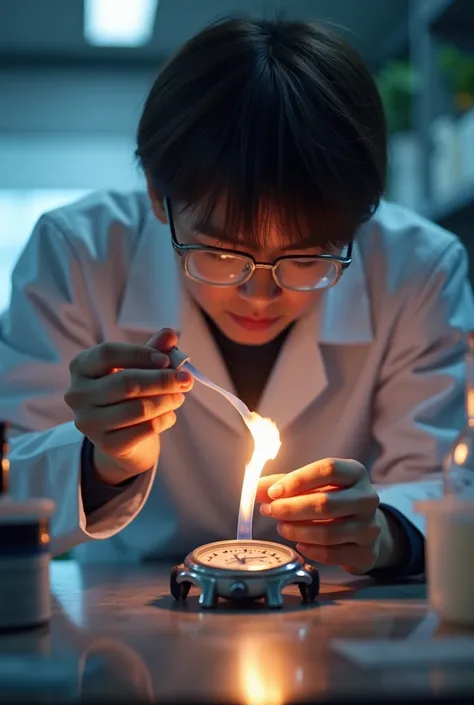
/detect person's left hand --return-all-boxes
[256,459,399,574]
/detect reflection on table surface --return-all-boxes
[0,560,472,703]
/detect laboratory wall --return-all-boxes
[0,64,155,307]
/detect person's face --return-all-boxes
[149,190,331,346]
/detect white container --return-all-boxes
[429,116,462,201]
[388,131,423,210]
[415,497,474,627]
[457,108,474,185]
[0,497,55,631]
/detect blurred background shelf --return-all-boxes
[422,181,474,230]
[372,22,410,68]
[419,0,474,33]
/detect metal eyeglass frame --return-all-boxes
[165,197,352,291]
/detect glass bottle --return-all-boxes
[443,331,474,499]
[0,421,9,495]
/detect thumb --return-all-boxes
[256,474,287,503]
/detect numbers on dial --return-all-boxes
[194,541,294,571]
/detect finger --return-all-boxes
[260,486,379,521]
[71,342,170,379]
[146,328,179,354]
[277,519,381,547]
[97,368,193,405]
[75,393,185,433]
[97,413,177,455]
[257,475,322,503]
[256,474,287,503]
[296,542,378,572]
[68,368,193,407]
[267,459,366,499]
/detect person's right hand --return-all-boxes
[65,329,193,485]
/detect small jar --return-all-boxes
[0,497,55,632]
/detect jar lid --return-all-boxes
[0,497,55,522]
[415,496,474,515]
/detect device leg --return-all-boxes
[199,580,218,609]
[170,566,191,601]
[298,567,320,602]
[265,581,284,609]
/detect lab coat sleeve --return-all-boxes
[370,239,474,535]
[0,215,155,555]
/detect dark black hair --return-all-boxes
[136,16,387,249]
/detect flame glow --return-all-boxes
[453,442,469,465]
[237,412,281,540]
[238,638,284,705]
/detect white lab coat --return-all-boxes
[1,190,473,561]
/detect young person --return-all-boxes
[1,17,472,576]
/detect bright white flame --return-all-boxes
[237,412,281,540]
[84,0,159,47]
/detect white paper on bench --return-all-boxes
[331,637,474,668]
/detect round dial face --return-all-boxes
[191,540,297,572]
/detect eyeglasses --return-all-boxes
[166,199,352,292]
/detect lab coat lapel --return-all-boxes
[117,212,247,435]
[257,240,373,431]
[178,291,248,435]
[256,303,326,431]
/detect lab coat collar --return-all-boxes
[118,211,373,433]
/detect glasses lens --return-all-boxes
[187,250,252,285]
[275,259,339,290]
